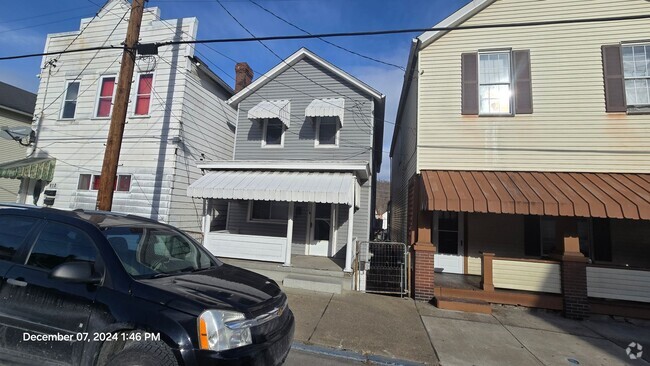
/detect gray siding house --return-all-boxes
[21,0,235,238]
[188,48,385,272]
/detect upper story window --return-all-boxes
[622,44,650,107]
[61,81,80,119]
[462,50,532,116]
[262,118,284,148]
[134,73,153,116]
[315,116,339,147]
[96,76,116,118]
[78,174,131,192]
[479,52,512,115]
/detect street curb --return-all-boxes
[291,342,429,366]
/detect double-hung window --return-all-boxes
[479,51,512,115]
[96,76,116,118]
[248,201,288,223]
[134,73,153,115]
[262,118,284,147]
[78,174,131,192]
[622,44,650,107]
[315,116,339,147]
[61,81,80,119]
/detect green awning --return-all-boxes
[0,157,56,181]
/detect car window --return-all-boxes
[0,215,40,261]
[27,222,98,271]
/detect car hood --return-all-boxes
[131,264,283,316]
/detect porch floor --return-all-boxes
[435,273,482,291]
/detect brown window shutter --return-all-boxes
[602,45,627,112]
[513,50,533,114]
[461,53,479,115]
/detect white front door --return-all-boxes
[307,203,332,256]
[433,211,465,274]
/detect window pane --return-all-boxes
[117,175,131,192]
[78,174,91,190]
[318,118,337,145]
[480,85,511,114]
[0,216,39,260]
[92,175,101,190]
[265,119,283,145]
[480,53,510,84]
[65,82,80,101]
[62,101,76,119]
[269,202,289,220]
[623,46,635,76]
[135,95,150,115]
[100,77,115,97]
[138,74,153,94]
[27,223,97,271]
[97,98,112,117]
[252,201,271,220]
[625,78,650,106]
[314,220,330,241]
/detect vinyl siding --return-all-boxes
[30,1,213,225]
[417,0,650,173]
[390,73,418,244]
[587,266,650,303]
[493,258,562,294]
[0,109,31,203]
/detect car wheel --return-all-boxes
[106,340,178,366]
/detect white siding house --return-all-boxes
[23,0,235,237]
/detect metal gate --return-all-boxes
[357,241,408,296]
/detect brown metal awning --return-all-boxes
[421,171,650,220]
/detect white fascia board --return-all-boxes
[418,0,496,49]
[197,160,370,180]
[227,48,384,106]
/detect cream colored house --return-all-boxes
[390,0,650,319]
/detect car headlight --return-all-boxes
[198,310,252,352]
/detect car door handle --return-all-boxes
[7,278,27,287]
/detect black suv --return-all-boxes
[0,204,294,366]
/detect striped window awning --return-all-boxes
[305,98,345,125]
[247,100,291,127]
[420,170,650,220]
[187,170,359,207]
[0,157,56,182]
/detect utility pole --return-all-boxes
[96,0,146,211]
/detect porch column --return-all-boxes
[555,218,590,320]
[480,252,495,292]
[414,209,435,301]
[344,204,354,273]
[284,202,294,267]
[202,199,211,243]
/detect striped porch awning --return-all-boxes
[305,98,345,125]
[0,157,56,182]
[247,100,291,127]
[420,171,650,220]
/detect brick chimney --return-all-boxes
[235,62,253,93]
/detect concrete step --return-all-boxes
[283,274,343,294]
[434,296,492,314]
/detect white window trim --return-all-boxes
[94,75,117,119]
[77,173,132,193]
[621,42,650,108]
[247,200,287,224]
[478,50,514,116]
[60,80,80,120]
[261,118,285,148]
[131,72,155,117]
[314,116,340,148]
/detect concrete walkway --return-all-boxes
[285,287,650,366]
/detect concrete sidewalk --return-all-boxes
[285,287,650,366]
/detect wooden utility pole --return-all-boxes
[96,0,146,211]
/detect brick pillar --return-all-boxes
[414,244,435,301]
[555,218,590,320]
[235,62,253,93]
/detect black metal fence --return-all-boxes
[358,241,408,296]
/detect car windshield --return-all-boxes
[101,225,218,278]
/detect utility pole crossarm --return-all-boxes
[96,0,146,211]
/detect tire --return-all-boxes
[106,340,179,366]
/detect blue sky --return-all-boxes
[0,0,471,179]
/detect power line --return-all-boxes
[3,13,650,61]
[0,45,126,61]
[0,5,95,25]
[247,0,405,70]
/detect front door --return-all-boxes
[308,203,332,256]
[433,211,464,274]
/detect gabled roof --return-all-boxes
[0,81,36,116]
[418,0,496,48]
[227,47,385,106]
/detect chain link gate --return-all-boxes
[356,241,408,296]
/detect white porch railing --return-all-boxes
[489,256,562,294]
[587,265,650,303]
[203,231,287,263]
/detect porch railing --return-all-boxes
[587,265,650,303]
[204,231,287,263]
[481,253,562,294]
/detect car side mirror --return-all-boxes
[49,262,102,285]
